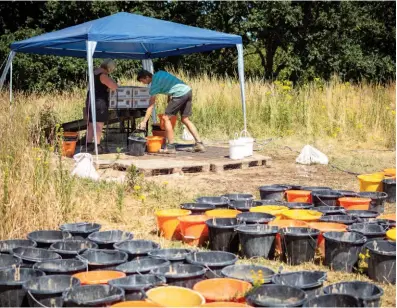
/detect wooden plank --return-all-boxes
[210,155,272,173]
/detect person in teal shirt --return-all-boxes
[138,70,205,153]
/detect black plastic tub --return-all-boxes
[147,248,192,264]
[272,271,327,299]
[229,199,254,212]
[323,231,367,272]
[312,190,343,207]
[315,206,346,216]
[236,225,278,259]
[335,190,359,198]
[259,185,290,201]
[27,230,72,249]
[303,294,361,307]
[0,240,37,254]
[185,251,238,279]
[366,240,396,284]
[151,264,206,289]
[373,219,396,230]
[0,254,21,270]
[87,230,134,249]
[23,275,80,307]
[59,222,101,239]
[347,223,386,239]
[221,264,275,284]
[357,192,388,213]
[63,284,125,307]
[382,178,396,203]
[180,203,215,215]
[222,193,254,201]
[276,184,303,190]
[114,240,160,261]
[280,227,320,265]
[12,247,61,267]
[320,214,357,225]
[301,186,332,192]
[115,257,170,275]
[49,240,98,259]
[205,218,239,253]
[195,196,229,209]
[77,249,128,270]
[346,210,379,222]
[0,268,45,307]
[108,274,166,301]
[286,202,314,210]
[246,284,307,307]
[323,281,384,307]
[33,259,87,275]
[236,212,276,224]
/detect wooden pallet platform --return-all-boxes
[210,155,271,173]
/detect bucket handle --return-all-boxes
[27,291,50,308]
[203,264,221,278]
[240,130,252,138]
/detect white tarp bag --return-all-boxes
[181,125,194,141]
[71,153,100,180]
[296,145,329,165]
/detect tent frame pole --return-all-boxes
[142,59,156,124]
[236,44,247,133]
[86,41,98,161]
[9,59,12,103]
[0,51,15,91]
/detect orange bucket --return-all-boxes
[338,197,371,211]
[72,271,125,285]
[285,190,312,203]
[178,215,209,246]
[112,301,160,307]
[155,209,191,240]
[201,302,250,307]
[146,136,164,153]
[308,222,347,257]
[205,209,241,219]
[268,220,308,254]
[62,132,78,158]
[379,213,396,221]
[152,130,167,147]
[158,114,178,130]
[193,278,252,303]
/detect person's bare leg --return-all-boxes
[95,122,104,144]
[163,115,175,144]
[86,122,94,143]
[181,117,201,142]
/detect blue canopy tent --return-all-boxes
[0,12,247,159]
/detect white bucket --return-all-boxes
[239,131,254,157]
[229,137,245,160]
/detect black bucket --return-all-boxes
[347,223,386,239]
[272,271,327,299]
[0,240,37,254]
[221,264,275,284]
[320,214,357,225]
[12,247,61,267]
[114,240,160,261]
[108,274,166,301]
[33,259,87,275]
[115,257,170,275]
[185,251,238,279]
[357,192,388,213]
[147,248,192,264]
[366,240,396,284]
[323,280,384,307]
[256,200,289,206]
[87,230,134,249]
[0,268,45,307]
[27,230,72,249]
[259,185,290,201]
[195,196,229,209]
[312,190,343,207]
[49,240,98,259]
[128,131,147,156]
[280,228,319,265]
[335,190,359,198]
[323,231,367,272]
[0,254,21,270]
[275,184,302,190]
[301,186,332,192]
[59,222,101,239]
[246,284,307,307]
[77,249,128,270]
[222,193,254,201]
[151,264,206,289]
[287,202,314,210]
[63,284,125,307]
[373,219,396,230]
[229,199,254,212]
[205,218,239,253]
[346,210,379,222]
[23,275,80,307]
[180,203,215,215]
[237,212,276,224]
[236,225,278,259]
[303,294,361,307]
[316,206,346,216]
[382,178,396,203]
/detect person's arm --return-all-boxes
[139,96,156,129]
[100,74,118,90]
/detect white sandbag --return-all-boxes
[71,153,100,180]
[181,125,194,141]
[296,145,329,165]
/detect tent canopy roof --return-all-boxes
[10,12,242,59]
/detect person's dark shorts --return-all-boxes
[165,90,193,117]
[86,98,109,123]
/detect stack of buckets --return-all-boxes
[229,131,254,160]
[357,168,396,202]
[147,114,178,153]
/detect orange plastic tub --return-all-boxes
[155,209,191,240]
[281,209,322,222]
[72,271,126,285]
[178,215,209,246]
[338,197,371,211]
[112,301,160,307]
[146,136,164,153]
[146,286,205,307]
[158,114,178,130]
[285,190,312,203]
[201,302,250,307]
[193,278,252,303]
[268,220,309,254]
[62,132,79,158]
[205,209,241,219]
[379,213,396,221]
[308,222,347,257]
